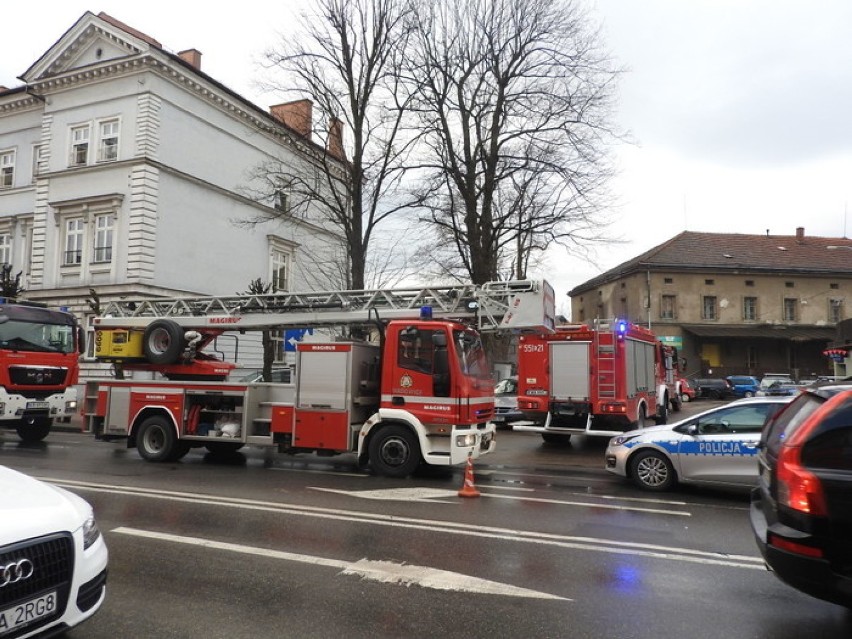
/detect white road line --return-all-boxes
[112,526,568,600]
[46,477,763,569]
[310,486,690,516]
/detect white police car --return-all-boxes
[0,465,108,637]
[605,397,793,491]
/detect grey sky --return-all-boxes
[3,1,850,314]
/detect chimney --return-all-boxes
[269,99,313,139]
[327,117,346,161]
[178,48,202,70]
[796,226,805,243]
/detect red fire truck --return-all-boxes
[0,300,83,442]
[514,319,680,443]
[83,280,554,477]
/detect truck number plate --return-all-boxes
[25,402,50,410]
[0,591,57,636]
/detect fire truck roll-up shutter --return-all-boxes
[550,342,590,400]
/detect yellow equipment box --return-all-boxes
[94,329,145,361]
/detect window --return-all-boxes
[829,299,844,323]
[271,248,289,292]
[783,298,797,321]
[785,281,794,288]
[702,295,717,320]
[743,296,757,321]
[69,125,90,166]
[273,190,289,213]
[63,219,84,265]
[745,280,754,287]
[0,233,11,265]
[704,279,714,285]
[93,214,113,263]
[747,346,758,369]
[830,283,839,290]
[31,145,42,181]
[660,294,676,319]
[97,120,119,162]
[664,277,673,284]
[0,150,15,189]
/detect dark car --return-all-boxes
[750,381,852,609]
[726,375,760,398]
[692,378,732,400]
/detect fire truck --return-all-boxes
[0,301,83,442]
[83,280,555,477]
[514,319,680,442]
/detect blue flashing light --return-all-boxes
[59,306,70,312]
[420,305,433,320]
[617,320,628,334]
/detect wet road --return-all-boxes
[2,403,851,638]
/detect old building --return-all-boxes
[569,228,852,380]
[0,12,347,371]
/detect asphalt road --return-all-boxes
[2,400,850,638]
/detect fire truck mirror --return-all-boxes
[432,332,447,348]
[680,357,688,369]
[433,348,450,397]
[78,326,86,354]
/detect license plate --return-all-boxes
[26,401,50,410]
[0,591,57,636]
[491,415,505,422]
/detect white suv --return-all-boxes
[0,465,108,637]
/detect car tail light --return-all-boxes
[768,532,824,558]
[776,444,828,515]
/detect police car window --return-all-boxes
[697,404,777,434]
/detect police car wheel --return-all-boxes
[630,450,676,491]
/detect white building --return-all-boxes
[0,12,347,373]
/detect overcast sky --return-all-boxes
[3,1,851,313]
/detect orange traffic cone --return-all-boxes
[457,453,481,498]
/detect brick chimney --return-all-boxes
[327,117,346,161]
[177,49,202,70]
[796,226,805,243]
[269,99,313,139]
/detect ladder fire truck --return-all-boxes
[83,280,555,477]
[514,319,681,442]
[0,300,83,442]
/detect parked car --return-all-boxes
[726,375,760,398]
[750,381,852,609]
[605,396,793,491]
[0,465,108,637]
[677,378,696,403]
[492,376,523,428]
[756,375,798,397]
[692,377,733,399]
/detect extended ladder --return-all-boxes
[94,280,555,333]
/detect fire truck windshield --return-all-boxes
[453,329,491,379]
[0,318,76,354]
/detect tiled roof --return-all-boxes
[569,231,852,294]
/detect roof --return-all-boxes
[569,231,852,295]
[680,324,835,342]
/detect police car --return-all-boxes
[605,396,794,491]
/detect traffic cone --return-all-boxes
[457,453,481,498]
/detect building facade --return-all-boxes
[0,12,347,372]
[569,229,852,380]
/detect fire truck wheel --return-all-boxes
[368,424,421,478]
[16,417,52,443]
[680,393,691,403]
[541,433,572,445]
[137,416,179,462]
[143,319,185,364]
[656,398,668,425]
[630,450,677,491]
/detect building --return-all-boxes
[0,12,347,371]
[568,228,852,380]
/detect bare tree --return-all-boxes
[0,264,25,299]
[406,0,621,284]
[254,0,419,290]
[241,278,276,381]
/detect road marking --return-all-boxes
[112,526,568,601]
[47,477,763,569]
[310,487,690,516]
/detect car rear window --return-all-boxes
[763,393,825,457]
